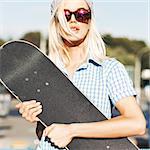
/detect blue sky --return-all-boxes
[0,0,149,45]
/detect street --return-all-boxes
[0,116,38,150]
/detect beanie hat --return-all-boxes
[50,0,94,15]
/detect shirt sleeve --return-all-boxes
[107,60,137,106]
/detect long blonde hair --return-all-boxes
[48,0,107,67]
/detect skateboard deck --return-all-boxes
[0,40,138,150]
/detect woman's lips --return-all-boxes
[70,26,80,31]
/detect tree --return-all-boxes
[103,34,148,66]
[103,34,146,54]
[20,32,41,47]
[107,46,135,65]
[0,39,5,46]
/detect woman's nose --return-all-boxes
[70,14,77,23]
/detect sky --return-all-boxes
[0,0,150,45]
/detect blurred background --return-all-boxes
[0,0,150,149]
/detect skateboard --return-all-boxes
[0,40,138,150]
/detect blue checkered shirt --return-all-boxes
[36,58,136,150]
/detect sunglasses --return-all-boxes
[64,8,91,24]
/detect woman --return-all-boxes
[16,0,146,149]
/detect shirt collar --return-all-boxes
[57,55,102,74]
[76,56,102,72]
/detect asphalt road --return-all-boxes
[0,116,38,150]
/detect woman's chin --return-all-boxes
[67,35,81,41]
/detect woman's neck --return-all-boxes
[63,38,87,65]
[67,43,86,65]
[65,44,86,78]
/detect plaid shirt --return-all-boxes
[36,58,136,150]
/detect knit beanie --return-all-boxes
[50,0,94,15]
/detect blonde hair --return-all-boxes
[48,0,107,67]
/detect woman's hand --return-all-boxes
[43,123,74,148]
[16,100,42,123]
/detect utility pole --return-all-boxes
[134,47,150,100]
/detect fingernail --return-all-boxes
[16,104,20,108]
[36,117,40,121]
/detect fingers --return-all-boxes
[43,124,56,136]
[30,108,42,121]
[16,103,22,108]
[24,101,41,114]
[51,138,65,148]
[43,124,71,148]
[16,100,36,113]
[19,100,37,114]
[15,100,42,123]
[28,105,42,116]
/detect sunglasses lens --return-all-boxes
[64,10,71,21]
[76,9,91,23]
